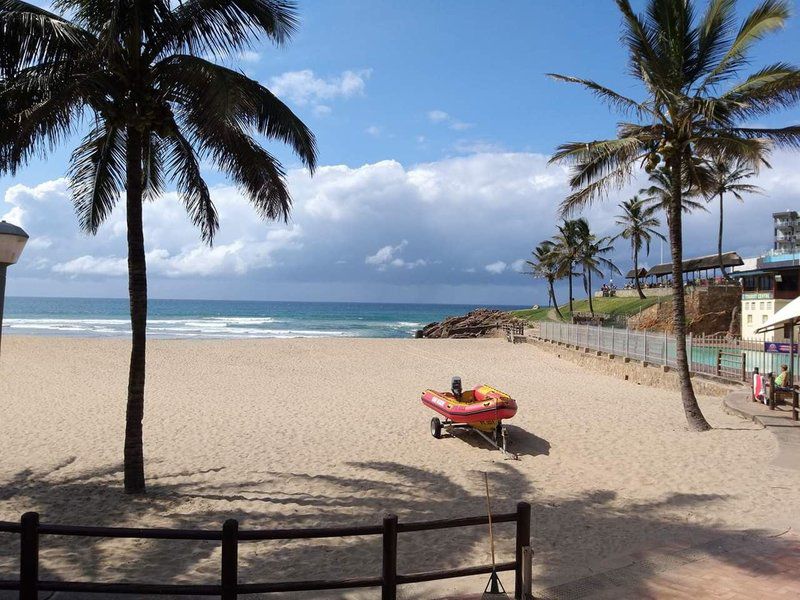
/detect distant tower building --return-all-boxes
[773,210,800,254]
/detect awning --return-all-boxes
[646,252,744,277]
[755,295,800,333]
[625,268,648,279]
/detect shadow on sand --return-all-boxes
[0,452,798,599]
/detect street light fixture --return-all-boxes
[0,220,29,355]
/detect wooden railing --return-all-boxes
[0,502,532,599]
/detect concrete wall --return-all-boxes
[530,337,740,398]
[594,288,673,298]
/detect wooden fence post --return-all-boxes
[741,352,747,382]
[716,348,722,377]
[221,519,239,600]
[382,514,398,600]
[20,512,39,600]
[521,546,533,600]
[514,502,531,599]
[793,389,799,422]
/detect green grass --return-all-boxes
[511,294,668,322]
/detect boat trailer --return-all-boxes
[430,417,519,460]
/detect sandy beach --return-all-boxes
[1,336,799,598]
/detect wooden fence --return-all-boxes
[0,502,532,599]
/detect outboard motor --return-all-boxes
[451,376,463,400]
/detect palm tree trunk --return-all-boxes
[717,192,725,278]
[549,280,564,320]
[124,127,147,493]
[669,157,711,432]
[567,269,574,318]
[587,269,594,314]
[634,245,646,299]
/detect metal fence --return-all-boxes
[535,321,748,382]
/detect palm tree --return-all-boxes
[548,0,800,431]
[524,241,564,320]
[576,228,620,315]
[705,156,763,277]
[614,196,665,299]
[0,1,317,492]
[551,219,585,316]
[639,165,708,223]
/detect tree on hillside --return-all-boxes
[0,0,317,492]
[639,165,708,225]
[552,218,585,316]
[576,225,620,315]
[705,156,763,277]
[524,240,565,320]
[549,0,800,431]
[613,196,665,299]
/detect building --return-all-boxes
[773,210,800,253]
[732,218,800,340]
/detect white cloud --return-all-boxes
[485,261,507,274]
[269,69,371,114]
[238,50,261,63]
[11,148,800,303]
[365,125,381,137]
[427,110,449,123]
[365,240,426,271]
[53,255,127,277]
[511,259,526,273]
[427,109,473,131]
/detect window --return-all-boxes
[763,315,768,323]
[747,314,753,324]
[760,302,765,309]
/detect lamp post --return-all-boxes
[0,220,29,355]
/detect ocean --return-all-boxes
[2,297,528,339]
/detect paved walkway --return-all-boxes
[723,388,800,471]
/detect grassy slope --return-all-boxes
[511,295,668,322]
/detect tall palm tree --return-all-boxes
[524,240,564,320]
[0,1,317,492]
[705,156,763,277]
[552,218,585,316]
[614,196,665,299]
[576,228,620,315]
[548,0,800,431]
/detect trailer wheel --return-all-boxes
[430,417,442,439]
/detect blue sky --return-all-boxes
[3,0,800,305]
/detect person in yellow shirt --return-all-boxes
[775,364,790,389]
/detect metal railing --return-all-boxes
[0,503,532,600]
[536,321,749,382]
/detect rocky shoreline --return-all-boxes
[415,308,524,338]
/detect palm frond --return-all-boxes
[0,0,94,74]
[156,54,317,170]
[150,0,299,59]
[700,0,790,88]
[68,121,125,234]
[547,73,651,118]
[163,128,218,243]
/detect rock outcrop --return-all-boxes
[417,309,524,339]
[627,286,741,336]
